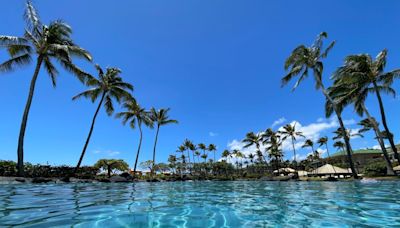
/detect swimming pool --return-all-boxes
[0,181,399,227]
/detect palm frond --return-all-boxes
[0,53,31,72]
[43,56,58,87]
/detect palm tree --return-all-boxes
[266,134,283,171]
[333,141,345,152]
[222,150,230,163]
[116,99,153,177]
[73,65,133,172]
[0,1,92,176]
[279,123,304,163]
[317,136,331,158]
[198,143,208,162]
[208,144,217,162]
[302,139,316,157]
[183,139,193,165]
[328,74,395,175]
[282,32,358,178]
[331,50,400,164]
[243,132,265,163]
[149,108,178,173]
[176,145,186,163]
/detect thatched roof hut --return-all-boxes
[309,164,351,176]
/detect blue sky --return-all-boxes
[1,1,400,167]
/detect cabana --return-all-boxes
[273,167,296,176]
[308,164,352,179]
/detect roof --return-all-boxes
[394,165,400,172]
[273,167,296,173]
[309,164,351,174]
[331,148,382,157]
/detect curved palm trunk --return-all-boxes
[17,56,43,176]
[362,104,395,175]
[325,144,336,173]
[373,82,400,164]
[320,84,358,178]
[132,123,143,178]
[152,125,160,175]
[75,92,106,173]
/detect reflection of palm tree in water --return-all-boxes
[1,185,16,218]
[71,184,82,227]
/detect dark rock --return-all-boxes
[325,177,338,182]
[60,177,70,182]
[15,178,26,183]
[110,176,129,182]
[32,177,52,183]
[146,178,160,182]
[98,178,111,183]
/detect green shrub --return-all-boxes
[0,161,99,179]
[0,160,17,176]
[364,161,387,177]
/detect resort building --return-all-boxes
[325,148,386,172]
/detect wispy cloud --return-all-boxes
[271,117,286,128]
[209,132,218,137]
[92,150,122,157]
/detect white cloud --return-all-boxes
[92,150,121,157]
[271,117,287,128]
[209,132,218,137]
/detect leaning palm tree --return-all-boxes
[73,65,133,172]
[0,1,92,176]
[279,123,304,163]
[327,82,395,175]
[302,139,316,157]
[116,99,153,177]
[149,108,178,172]
[282,32,358,178]
[331,50,400,164]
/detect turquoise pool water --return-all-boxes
[0,181,399,227]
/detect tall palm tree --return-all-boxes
[116,99,153,177]
[208,144,217,162]
[282,32,358,178]
[328,82,395,175]
[279,123,304,163]
[73,65,133,172]
[331,50,400,164]
[242,132,264,163]
[0,1,92,176]
[149,108,178,173]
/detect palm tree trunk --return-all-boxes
[362,104,395,175]
[152,125,160,175]
[132,123,143,178]
[107,164,112,178]
[75,92,106,173]
[373,81,400,164]
[320,85,358,179]
[17,56,43,176]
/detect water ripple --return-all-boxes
[0,181,399,227]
